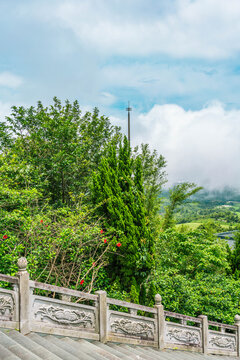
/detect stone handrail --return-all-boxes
[208,320,237,331]
[29,280,98,301]
[0,257,239,357]
[107,297,157,314]
[164,310,202,324]
[0,273,18,284]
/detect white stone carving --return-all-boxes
[111,318,154,337]
[209,335,236,351]
[167,327,200,346]
[0,295,14,316]
[35,305,93,327]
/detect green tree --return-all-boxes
[150,228,237,323]
[156,229,230,278]
[162,182,202,230]
[0,155,112,291]
[2,97,119,205]
[133,144,166,234]
[91,136,154,298]
[231,231,240,276]
[152,272,240,324]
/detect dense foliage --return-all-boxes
[162,182,202,230]
[0,98,165,297]
[1,98,240,324]
[92,137,154,301]
[3,97,119,205]
[0,140,112,292]
[153,229,240,324]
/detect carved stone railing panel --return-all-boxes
[208,330,237,352]
[31,296,97,332]
[165,322,202,348]
[0,288,18,322]
[108,310,156,342]
[1,263,240,357]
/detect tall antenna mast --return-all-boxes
[126,101,132,145]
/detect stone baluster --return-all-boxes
[180,318,187,325]
[155,294,165,350]
[12,284,18,292]
[234,314,240,357]
[129,308,137,316]
[60,294,72,302]
[17,257,30,335]
[96,290,107,343]
[198,315,208,355]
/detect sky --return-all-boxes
[0,0,240,189]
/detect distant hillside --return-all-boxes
[161,187,240,231]
[191,187,240,204]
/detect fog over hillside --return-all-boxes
[121,102,240,190]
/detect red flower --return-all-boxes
[45,225,48,228]
[93,262,96,266]
[104,239,107,243]
[3,235,8,240]
[80,279,84,285]
[100,229,104,234]
[116,242,122,247]
[40,220,43,223]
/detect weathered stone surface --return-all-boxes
[109,311,155,341]
[96,290,107,343]
[165,322,201,347]
[32,296,96,330]
[0,258,240,357]
[35,306,93,326]
[0,294,14,318]
[17,263,30,334]
[199,314,208,354]
[208,331,236,351]
[235,314,240,356]
[111,318,153,337]
[0,288,19,327]
[17,257,28,272]
[155,293,164,350]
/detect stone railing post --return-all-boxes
[17,257,30,335]
[199,315,208,354]
[234,314,240,356]
[155,294,165,350]
[96,290,107,343]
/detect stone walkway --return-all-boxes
[0,328,237,360]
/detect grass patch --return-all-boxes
[176,222,202,230]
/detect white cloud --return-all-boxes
[99,92,116,106]
[0,72,23,88]
[49,0,240,59]
[127,102,240,189]
[0,101,12,120]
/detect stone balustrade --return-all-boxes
[0,257,239,357]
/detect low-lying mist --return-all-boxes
[131,102,240,190]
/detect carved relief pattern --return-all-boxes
[167,327,200,346]
[111,318,154,337]
[0,295,14,316]
[209,335,236,351]
[35,305,93,327]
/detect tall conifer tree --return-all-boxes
[92,136,154,296]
